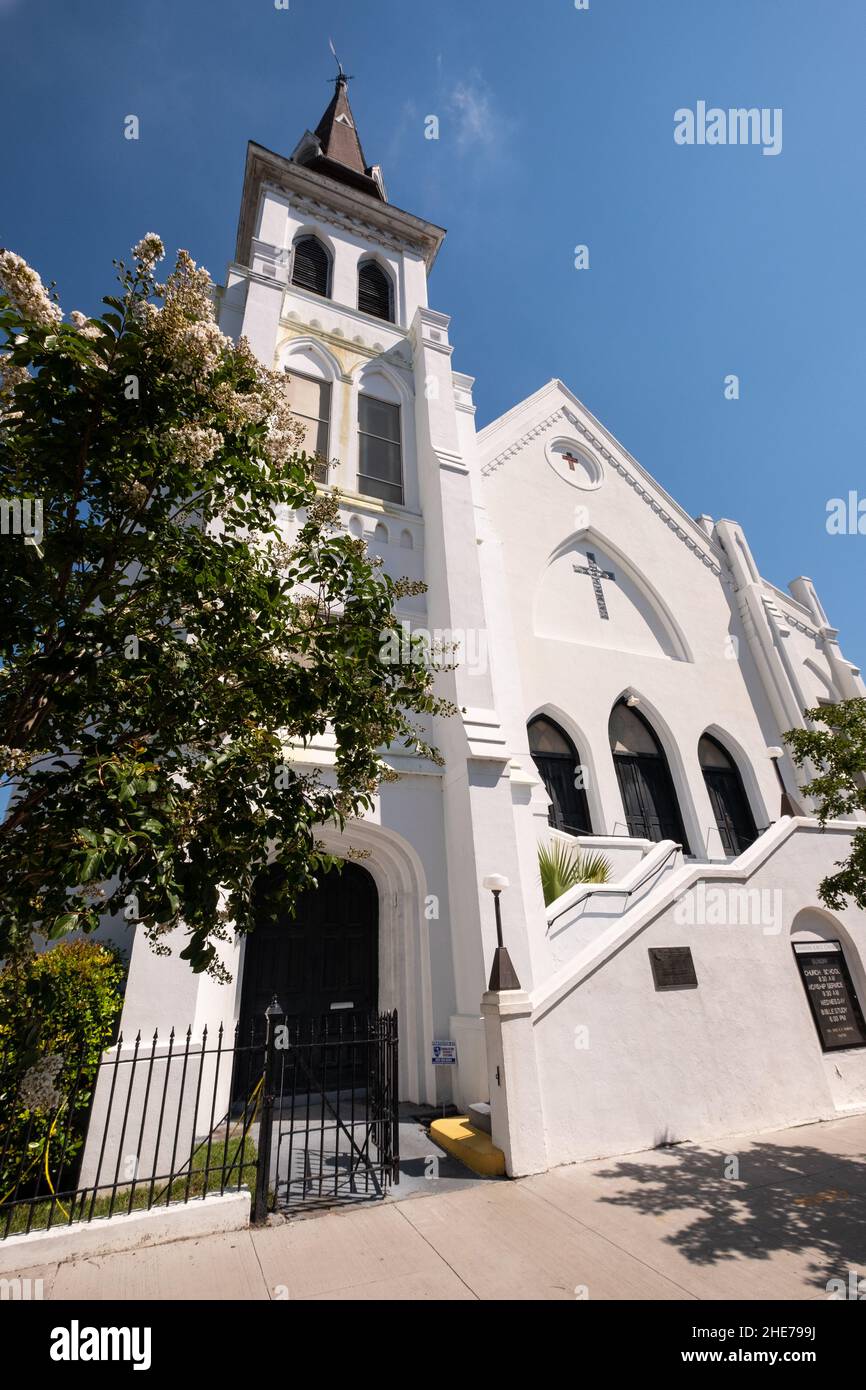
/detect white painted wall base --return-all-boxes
[0,1191,250,1275]
[449,1012,488,1110]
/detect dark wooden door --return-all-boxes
[704,768,758,856]
[615,754,690,851]
[533,753,592,835]
[239,862,378,1036]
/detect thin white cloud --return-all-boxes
[444,69,515,159]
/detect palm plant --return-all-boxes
[538,839,612,907]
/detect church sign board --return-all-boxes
[793,941,866,1052]
[649,946,698,991]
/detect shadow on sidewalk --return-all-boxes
[589,1132,866,1292]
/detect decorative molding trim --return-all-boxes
[481,408,565,475]
[762,595,818,640]
[482,406,723,577]
[286,189,417,257]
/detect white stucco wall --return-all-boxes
[525,821,866,1169]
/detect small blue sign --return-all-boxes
[431,1040,458,1066]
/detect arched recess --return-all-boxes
[526,704,605,837]
[237,859,379,1103]
[280,335,343,382]
[609,697,691,851]
[314,821,436,1103]
[358,256,395,323]
[281,338,343,485]
[238,820,436,1103]
[535,529,693,662]
[290,231,333,298]
[528,714,593,836]
[790,908,866,1052]
[698,729,760,856]
[351,360,417,510]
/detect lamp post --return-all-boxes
[482,875,521,992]
[767,747,799,818]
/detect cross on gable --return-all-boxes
[561,451,582,472]
[574,551,616,620]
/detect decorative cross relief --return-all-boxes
[561,451,582,472]
[574,552,616,620]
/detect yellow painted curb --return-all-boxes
[429,1117,506,1177]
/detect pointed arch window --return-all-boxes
[284,368,331,484]
[358,260,393,322]
[291,236,331,298]
[528,716,592,836]
[609,701,689,850]
[699,734,759,856]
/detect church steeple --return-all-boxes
[315,74,366,178]
[290,69,387,202]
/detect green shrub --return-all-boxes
[0,941,125,1208]
[538,839,612,907]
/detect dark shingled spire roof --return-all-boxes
[315,74,367,176]
[294,74,386,201]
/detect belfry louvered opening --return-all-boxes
[291,236,331,298]
[358,260,393,322]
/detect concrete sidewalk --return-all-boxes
[17,1112,866,1301]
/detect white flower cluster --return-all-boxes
[69,309,101,340]
[131,233,165,271]
[125,238,303,471]
[168,423,223,468]
[176,319,226,382]
[18,1053,65,1112]
[139,248,229,386]
[0,248,62,327]
[212,379,267,432]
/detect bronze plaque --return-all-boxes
[649,946,698,991]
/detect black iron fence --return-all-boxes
[0,1008,399,1240]
[259,1006,400,1216]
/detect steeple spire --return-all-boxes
[289,51,387,201]
[313,71,368,180]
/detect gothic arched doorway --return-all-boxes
[609,701,690,851]
[699,734,759,856]
[238,860,379,1036]
[528,715,592,835]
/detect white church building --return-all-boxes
[116,75,866,1175]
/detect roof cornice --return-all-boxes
[234,142,446,271]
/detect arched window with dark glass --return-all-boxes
[291,236,331,298]
[358,259,393,322]
[528,716,592,836]
[609,701,689,850]
[699,734,759,856]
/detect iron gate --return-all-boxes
[250,1005,399,1218]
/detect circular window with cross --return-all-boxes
[545,437,604,490]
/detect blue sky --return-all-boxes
[3,0,865,669]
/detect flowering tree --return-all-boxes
[0,238,448,975]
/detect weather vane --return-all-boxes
[328,37,353,84]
